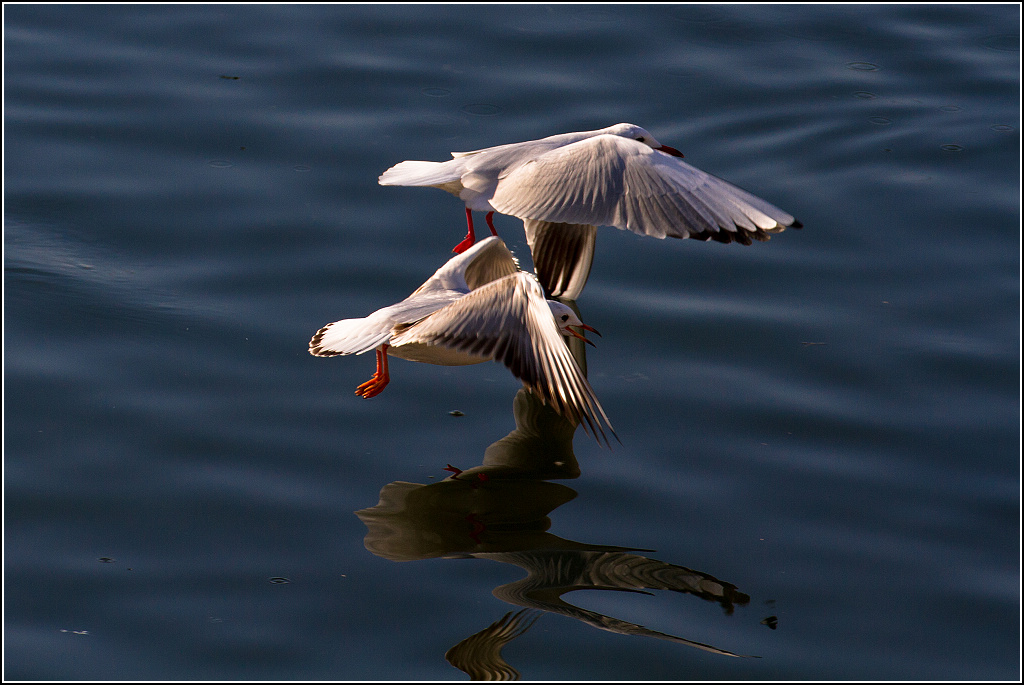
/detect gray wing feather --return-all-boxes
[524,219,597,300]
[391,272,614,445]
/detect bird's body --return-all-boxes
[379,122,801,250]
[310,237,614,444]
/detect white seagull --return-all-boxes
[379,122,801,255]
[309,237,615,445]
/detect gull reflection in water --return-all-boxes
[355,300,752,680]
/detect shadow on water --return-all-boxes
[355,311,753,680]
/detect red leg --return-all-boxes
[485,211,498,237]
[452,207,476,254]
[355,344,390,398]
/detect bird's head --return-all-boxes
[607,122,684,158]
[547,301,600,347]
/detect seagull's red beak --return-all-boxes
[567,323,600,347]
[657,144,684,158]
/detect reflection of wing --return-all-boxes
[481,388,581,480]
[489,550,754,658]
[445,609,541,681]
[523,219,596,300]
[391,272,614,445]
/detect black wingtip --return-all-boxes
[584,418,620,450]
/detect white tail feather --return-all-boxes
[378,160,462,187]
[309,318,390,357]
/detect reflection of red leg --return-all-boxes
[452,207,476,253]
[466,513,486,544]
[355,344,390,398]
[485,211,498,237]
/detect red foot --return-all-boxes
[485,211,498,237]
[452,233,474,254]
[452,207,477,253]
[444,463,464,479]
[355,345,390,398]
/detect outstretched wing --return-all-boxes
[391,272,615,446]
[523,219,597,300]
[489,134,800,245]
[460,236,521,291]
[409,235,520,297]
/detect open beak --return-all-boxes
[567,323,600,347]
[657,144,684,158]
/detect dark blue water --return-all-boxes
[5,4,1019,680]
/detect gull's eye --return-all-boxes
[636,137,646,142]
[561,314,570,322]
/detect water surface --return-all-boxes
[5,4,1020,680]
